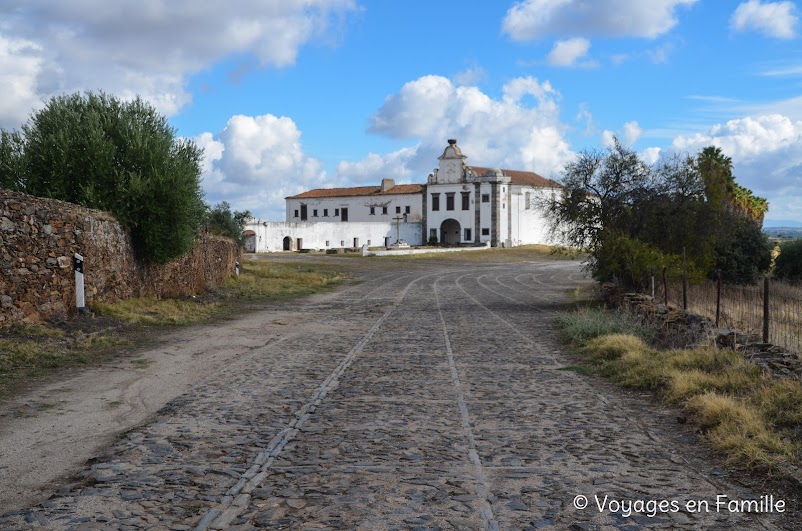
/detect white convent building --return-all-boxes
[244,139,559,252]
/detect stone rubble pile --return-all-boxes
[606,289,802,380]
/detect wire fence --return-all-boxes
[650,274,802,354]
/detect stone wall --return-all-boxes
[1,190,240,325]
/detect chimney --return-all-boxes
[380,178,395,192]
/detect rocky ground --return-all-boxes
[0,252,797,529]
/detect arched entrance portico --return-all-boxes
[282,236,292,251]
[440,219,461,245]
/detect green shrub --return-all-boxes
[774,238,802,281]
[0,91,206,264]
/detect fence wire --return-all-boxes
[653,276,802,354]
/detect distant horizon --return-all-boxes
[764,219,802,228]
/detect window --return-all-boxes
[525,192,531,210]
[446,193,455,211]
[294,209,299,218]
[431,194,440,211]
[382,206,388,215]
[313,209,318,217]
[340,240,345,246]
[429,228,437,239]
[405,206,410,214]
[335,208,340,216]
[300,204,307,221]
[323,209,328,217]
[370,206,375,215]
[481,228,490,236]
[367,240,371,245]
[481,194,490,203]
[325,240,330,246]
[396,206,401,214]
[461,192,470,210]
[464,228,472,241]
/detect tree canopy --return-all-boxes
[206,201,252,245]
[0,92,206,264]
[545,139,772,287]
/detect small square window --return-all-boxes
[396,206,401,214]
[325,240,330,246]
[464,228,472,241]
[382,206,388,215]
[313,209,318,217]
[405,206,410,214]
[481,228,490,236]
[340,240,345,246]
[335,208,340,216]
[323,209,328,216]
[370,206,375,215]
[294,209,299,217]
[481,194,490,203]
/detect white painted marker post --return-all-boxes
[235,261,240,276]
[74,253,86,312]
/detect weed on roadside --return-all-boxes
[556,308,802,470]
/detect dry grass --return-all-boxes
[559,309,802,470]
[223,260,344,300]
[0,325,130,399]
[91,259,344,326]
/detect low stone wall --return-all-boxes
[1,190,239,325]
[607,290,802,380]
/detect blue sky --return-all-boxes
[1,1,801,225]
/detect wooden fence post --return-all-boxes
[763,276,770,343]
[682,247,688,311]
[662,267,668,305]
[715,269,721,327]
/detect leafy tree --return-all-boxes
[713,215,773,284]
[206,201,252,245]
[774,239,802,281]
[0,91,206,264]
[544,139,771,287]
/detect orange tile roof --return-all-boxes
[469,166,560,188]
[287,184,423,200]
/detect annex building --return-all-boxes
[244,139,559,252]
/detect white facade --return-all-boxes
[424,140,559,247]
[243,140,559,252]
[244,221,423,252]
[285,179,423,223]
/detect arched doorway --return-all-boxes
[440,219,461,245]
[282,236,292,251]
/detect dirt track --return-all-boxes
[0,253,795,529]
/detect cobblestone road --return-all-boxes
[0,255,793,530]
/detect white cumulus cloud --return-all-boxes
[366,75,573,179]
[547,37,592,66]
[601,121,642,147]
[671,114,802,220]
[502,0,697,40]
[0,0,358,128]
[731,0,798,39]
[196,114,327,220]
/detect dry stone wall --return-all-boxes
[1,190,240,326]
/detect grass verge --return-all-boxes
[90,259,344,326]
[1,258,344,400]
[556,307,802,470]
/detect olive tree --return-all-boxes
[0,92,206,264]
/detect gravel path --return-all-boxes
[0,254,793,530]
